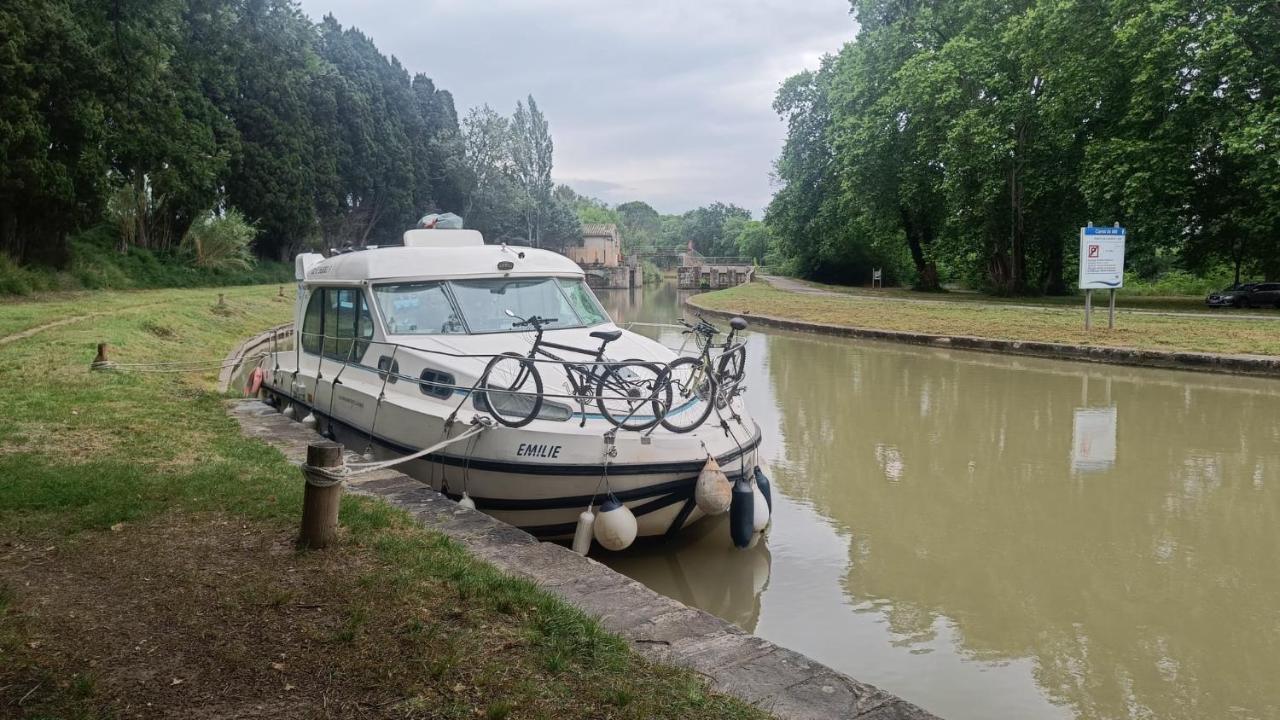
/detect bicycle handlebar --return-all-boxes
[511,315,558,328]
[677,316,720,336]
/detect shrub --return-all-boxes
[2,223,293,296]
[182,210,257,271]
[641,259,662,285]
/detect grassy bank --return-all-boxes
[694,282,1280,357]
[773,276,1240,314]
[0,225,293,296]
[0,285,764,719]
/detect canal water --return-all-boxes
[596,280,1280,720]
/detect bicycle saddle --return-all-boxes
[729,317,748,331]
[590,328,623,343]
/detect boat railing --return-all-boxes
[279,329,747,430]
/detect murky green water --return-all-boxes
[597,280,1280,720]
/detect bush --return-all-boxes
[1,223,294,296]
[641,260,662,285]
[1121,268,1237,296]
[0,254,37,295]
[182,210,257,271]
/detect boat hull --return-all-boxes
[260,376,762,541]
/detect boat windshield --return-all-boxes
[373,277,610,335]
[450,277,607,333]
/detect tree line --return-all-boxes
[563,191,772,263]
[0,0,580,267]
[767,0,1278,293]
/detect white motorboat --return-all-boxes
[256,226,770,547]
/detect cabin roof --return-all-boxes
[304,245,584,284]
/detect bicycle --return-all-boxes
[653,314,748,434]
[478,311,672,430]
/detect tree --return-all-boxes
[509,96,559,247]
[682,202,751,256]
[616,201,662,251]
[0,0,109,265]
[460,105,518,241]
[224,0,325,259]
[735,220,774,264]
[100,0,236,251]
[768,0,1280,292]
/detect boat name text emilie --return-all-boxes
[516,443,562,459]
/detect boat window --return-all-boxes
[323,287,369,361]
[419,368,456,400]
[373,282,464,335]
[449,278,582,333]
[557,278,608,327]
[301,290,325,355]
[355,293,374,356]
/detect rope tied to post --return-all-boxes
[303,420,490,485]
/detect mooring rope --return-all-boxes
[101,351,269,372]
[307,421,489,484]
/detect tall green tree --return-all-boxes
[100,0,235,250]
[769,0,1280,291]
[616,201,662,251]
[0,0,109,265]
[510,96,558,247]
[224,0,325,259]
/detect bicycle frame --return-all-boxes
[518,323,650,426]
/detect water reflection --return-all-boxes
[606,515,772,632]
[599,281,1280,720]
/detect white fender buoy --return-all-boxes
[361,449,374,462]
[282,404,296,420]
[301,412,317,428]
[752,484,770,533]
[593,496,637,551]
[572,507,595,556]
[458,492,476,510]
[695,457,732,515]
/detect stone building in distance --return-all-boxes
[565,223,634,289]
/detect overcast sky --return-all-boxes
[294,0,857,216]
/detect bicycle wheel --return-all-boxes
[716,344,746,386]
[479,352,543,428]
[657,357,717,433]
[596,360,671,431]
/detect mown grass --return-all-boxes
[772,276,1252,314]
[694,282,1280,356]
[0,285,766,719]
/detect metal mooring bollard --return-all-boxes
[299,441,344,549]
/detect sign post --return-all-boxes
[1079,223,1125,330]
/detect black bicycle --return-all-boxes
[478,312,672,430]
[653,314,748,433]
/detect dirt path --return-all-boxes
[0,302,168,347]
[760,275,1280,323]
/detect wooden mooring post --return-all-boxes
[90,342,110,370]
[299,441,344,549]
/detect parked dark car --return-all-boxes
[1242,282,1280,308]
[1206,283,1257,307]
[1206,282,1280,308]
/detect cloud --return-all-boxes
[296,0,858,215]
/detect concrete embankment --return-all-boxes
[229,399,941,720]
[687,295,1280,378]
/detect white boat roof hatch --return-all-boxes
[403,228,483,247]
[303,244,584,284]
